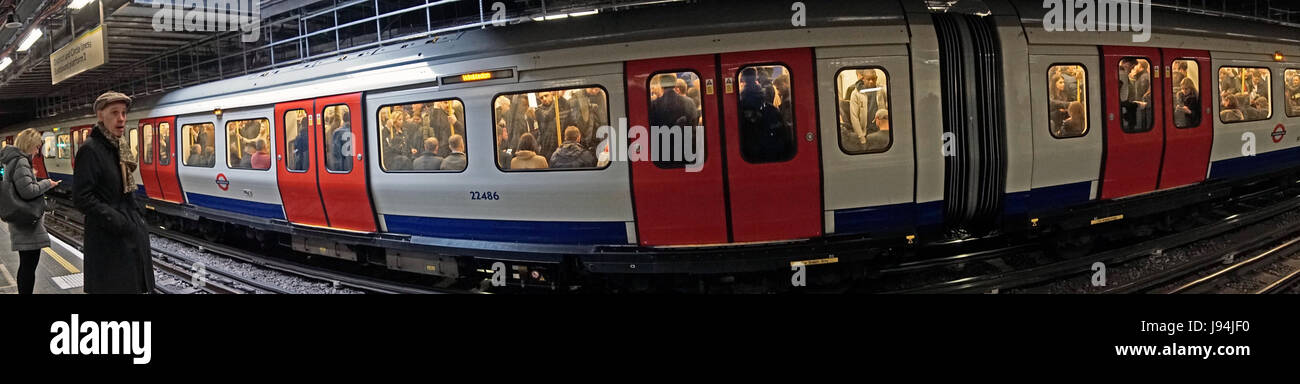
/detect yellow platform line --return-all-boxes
[43,247,80,274]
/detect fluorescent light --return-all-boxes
[569,9,599,17]
[17,29,42,52]
[0,57,11,71]
[543,14,569,21]
[68,0,94,10]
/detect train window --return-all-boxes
[1047,64,1088,138]
[322,104,353,173]
[1285,69,1300,117]
[128,127,138,162]
[57,134,70,159]
[42,133,56,158]
[158,123,172,165]
[836,67,892,152]
[142,124,153,164]
[1117,57,1154,134]
[182,123,216,167]
[1171,60,1202,128]
[283,109,309,172]
[492,86,609,171]
[1219,66,1272,123]
[737,64,796,163]
[377,99,466,172]
[648,71,705,169]
[226,118,271,170]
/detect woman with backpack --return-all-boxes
[2,128,59,294]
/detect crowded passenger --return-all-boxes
[1288,71,1300,116]
[1220,67,1272,122]
[1174,77,1201,127]
[738,67,795,162]
[550,126,595,169]
[412,137,443,170]
[497,121,512,170]
[440,134,467,171]
[510,133,548,170]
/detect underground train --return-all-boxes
[4,0,1300,289]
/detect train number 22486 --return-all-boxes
[469,191,501,201]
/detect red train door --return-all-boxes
[720,49,822,242]
[1158,49,1213,189]
[626,54,728,246]
[1100,46,1165,199]
[627,48,823,245]
[314,93,376,232]
[137,119,165,200]
[154,116,184,203]
[276,99,329,227]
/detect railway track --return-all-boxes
[876,183,1300,294]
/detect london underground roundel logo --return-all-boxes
[215,173,229,191]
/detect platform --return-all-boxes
[0,223,83,294]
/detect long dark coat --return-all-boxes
[74,126,154,294]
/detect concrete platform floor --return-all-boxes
[0,222,83,294]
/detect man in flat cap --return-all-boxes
[74,91,154,294]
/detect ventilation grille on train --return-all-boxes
[932,13,1007,227]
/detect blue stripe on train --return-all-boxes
[1003,180,1093,216]
[833,200,944,235]
[1208,146,1300,180]
[186,192,285,220]
[48,172,73,184]
[384,214,627,245]
[833,180,1092,236]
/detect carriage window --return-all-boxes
[1171,60,1202,128]
[57,134,70,159]
[142,124,153,164]
[737,64,796,163]
[323,105,353,173]
[226,118,270,170]
[378,99,465,172]
[182,123,216,167]
[1117,58,1154,133]
[158,123,173,165]
[1285,69,1300,117]
[492,87,609,171]
[1219,67,1272,123]
[836,67,893,151]
[649,71,705,168]
[128,127,138,161]
[1047,64,1088,138]
[42,134,56,158]
[283,109,309,172]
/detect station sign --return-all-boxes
[50,25,108,85]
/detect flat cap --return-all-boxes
[94,91,132,112]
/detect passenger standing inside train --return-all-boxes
[550,126,595,169]
[1288,73,1300,115]
[412,138,443,170]
[532,92,561,158]
[1132,60,1152,130]
[496,121,512,170]
[330,109,354,172]
[440,134,467,171]
[186,144,204,166]
[250,139,271,169]
[292,114,310,170]
[848,69,883,147]
[1049,74,1071,131]
[1175,78,1200,128]
[3,129,59,294]
[509,133,548,170]
[74,91,153,294]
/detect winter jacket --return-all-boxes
[1,146,53,251]
[74,126,154,294]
